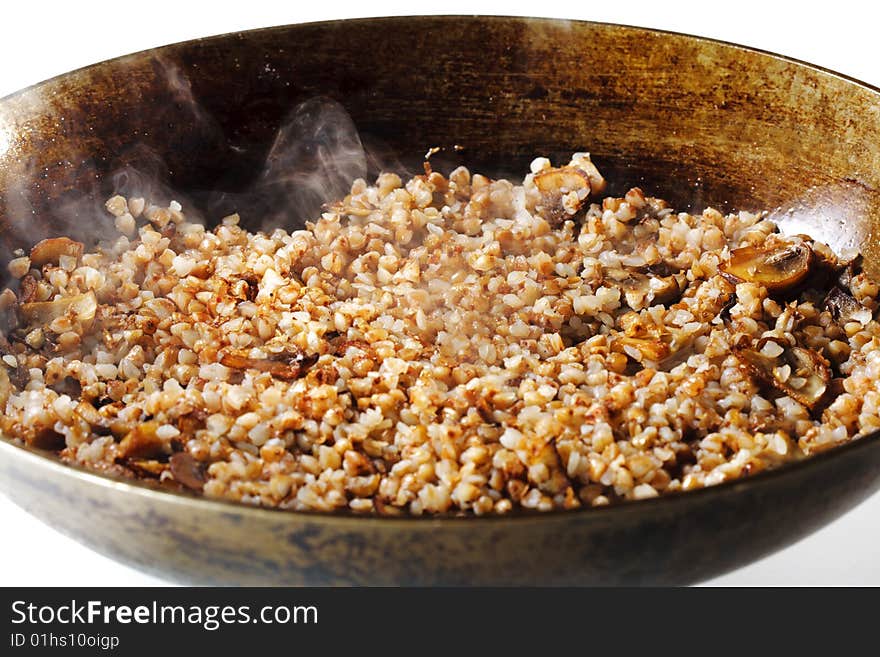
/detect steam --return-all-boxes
[0,59,389,300]
[108,144,205,226]
[0,57,224,286]
[102,95,374,238]
[254,96,368,230]
[152,57,220,137]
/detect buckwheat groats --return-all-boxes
[2,153,879,515]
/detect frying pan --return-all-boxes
[2,16,880,585]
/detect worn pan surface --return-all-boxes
[2,16,880,585]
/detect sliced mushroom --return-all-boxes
[29,427,66,450]
[534,167,592,198]
[533,166,595,223]
[169,452,206,491]
[176,408,207,439]
[29,237,84,268]
[117,421,166,460]
[608,270,686,310]
[19,291,98,329]
[837,254,863,291]
[720,241,812,292]
[6,362,29,390]
[643,261,678,277]
[784,347,831,407]
[73,400,115,436]
[49,376,82,398]
[220,349,318,380]
[798,238,845,292]
[231,274,260,302]
[127,459,168,477]
[619,277,650,310]
[611,335,671,363]
[816,377,848,417]
[651,273,687,306]
[611,311,680,364]
[825,286,872,325]
[570,154,606,195]
[734,337,830,409]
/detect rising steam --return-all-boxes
[1,60,381,298]
[254,96,368,230]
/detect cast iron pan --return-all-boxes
[1,16,879,585]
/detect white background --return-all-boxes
[2,0,879,586]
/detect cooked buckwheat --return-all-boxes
[2,153,878,515]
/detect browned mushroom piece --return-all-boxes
[557,155,606,196]
[533,166,595,221]
[534,166,592,197]
[19,291,98,329]
[176,408,208,439]
[127,459,168,477]
[117,421,166,460]
[29,237,84,268]
[74,400,112,435]
[809,377,848,417]
[220,349,318,380]
[616,274,652,310]
[837,254,863,291]
[796,238,846,292]
[5,363,29,390]
[720,241,813,292]
[609,270,686,310]
[610,311,676,363]
[611,335,671,363]
[29,427,66,450]
[785,347,832,407]
[640,263,689,305]
[650,272,688,306]
[825,286,873,325]
[48,376,82,398]
[733,337,831,409]
[169,452,207,491]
